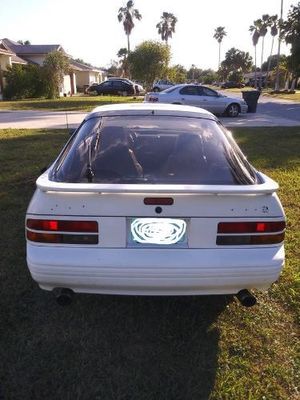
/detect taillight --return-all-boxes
[26,219,98,244]
[217,221,285,246]
[218,221,285,234]
[27,219,98,232]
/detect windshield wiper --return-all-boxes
[86,142,95,182]
[85,120,103,183]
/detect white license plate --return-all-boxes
[127,218,188,247]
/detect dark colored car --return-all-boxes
[87,80,135,96]
[221,81,245,89]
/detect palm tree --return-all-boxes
[156,12,178,45]
[249,21,261,88]
[258,15,270,87]
[117,1,142,53]
[213,26,227,70]
[265,15,278,87]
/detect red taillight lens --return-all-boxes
[217,220,285,246]
[27,219,98,233]
[218,221,285,234]
[26,219,98,244]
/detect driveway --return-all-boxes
[1,95,300,128]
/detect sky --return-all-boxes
[0,0,294,71]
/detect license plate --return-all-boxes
[128,218,188,247]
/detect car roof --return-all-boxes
[86,103,218,121]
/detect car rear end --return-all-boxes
[25,105,285,296]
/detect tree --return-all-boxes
[221,47,252,81]
[249,20,261,88]
[127,41,170,88]
[73,58,92,67]
[265,15,278,87]
[117,47,129,77]
[106,60,119,77]
[156,12,177,45]
[166,64,187,83]
[258,15,270,87]
[17,40,31,45]
[118,1,142,53]
[281,2,300,90]
[213,26,227,69]
[42,51,70,98]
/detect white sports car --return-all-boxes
[25,103,285,306]
[144,84,248,117]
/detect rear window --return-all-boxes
[51,116,258,185]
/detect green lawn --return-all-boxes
[0,127,299,399]
[263,91,300,102]
[0,95,143,112]
[212,86,300,102]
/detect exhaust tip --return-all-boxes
[236,289,257,307]
[55,288,74,306]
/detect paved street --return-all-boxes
[0,95,300,129]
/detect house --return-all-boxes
[69,59,106,92]
[0,38,106,99]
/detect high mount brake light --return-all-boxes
[26,219,98,244]
[217,221,285,246]
[144,197,174,206]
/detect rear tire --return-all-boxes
[226,103,240,117]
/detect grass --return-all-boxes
[213,86,300,102]
[0,127,299,399]
[263,91,300,102]
[0,95,143,112]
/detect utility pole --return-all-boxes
[275,0,284,91]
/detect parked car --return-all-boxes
[221,81,245,89]
[152,79,174,92]
[86,79,135,96]
[25,103,285,305]
[144,84,248,117]
[107,77,145,95]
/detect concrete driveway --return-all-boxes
[1,95,300,129]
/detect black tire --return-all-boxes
[226,103,240,117]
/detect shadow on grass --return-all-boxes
[0,130,230,399]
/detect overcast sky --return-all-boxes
[0,0,293,70]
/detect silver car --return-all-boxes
[145,84,248,117]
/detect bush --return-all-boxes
[3,64,46,100]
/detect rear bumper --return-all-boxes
[27,245,285,295]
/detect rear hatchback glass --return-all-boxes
[51,116,258,185]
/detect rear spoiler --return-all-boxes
[36,172,279,195]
